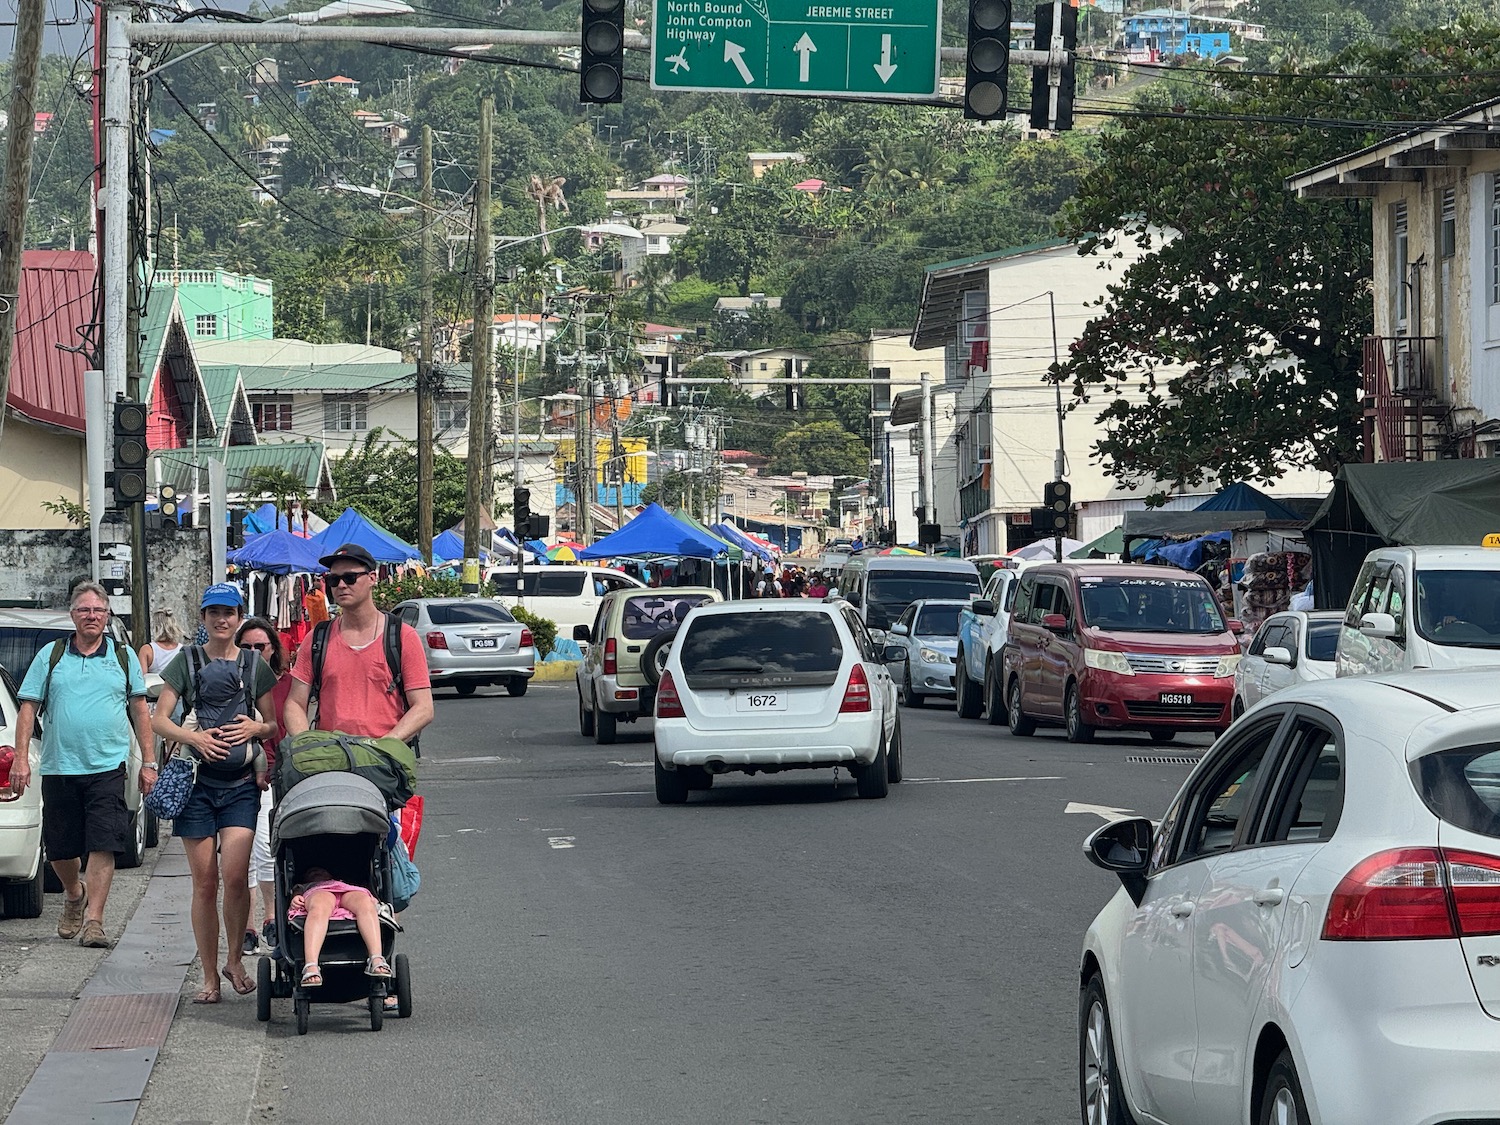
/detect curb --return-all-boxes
[533,661,579,683]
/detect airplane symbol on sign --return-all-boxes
[665,49,690,74]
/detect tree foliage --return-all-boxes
[318,428,473,543]
[769,420,870,478]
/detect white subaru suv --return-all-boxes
[652,600,904,804]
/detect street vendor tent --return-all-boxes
[713,521,774,562]
[310,507,421,564]
[671,508,744,562]
[251,503,327,538]
[1071,525,1124,559]
[228,528,327,574]
[1307,460,1500,609]
[576,503,727,560]
[1195,482,1304,522]
[432,528,488,563]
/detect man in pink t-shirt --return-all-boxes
[284,543,434,743]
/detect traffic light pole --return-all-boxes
[1050,290,1066,562]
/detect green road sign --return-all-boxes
[651,0,942,100]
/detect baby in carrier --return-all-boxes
[188,647,268,789]
[288,865,392,986]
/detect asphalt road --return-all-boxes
[5,680,1210,1125]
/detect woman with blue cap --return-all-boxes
[151,583,279,1004]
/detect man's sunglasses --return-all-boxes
[324,571,370,587]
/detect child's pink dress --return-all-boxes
[289,878,373,921]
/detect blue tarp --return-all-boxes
[228,528,327,574]
[310,507,421,564]
[252,502,321,536]
[1146,530,1231,570]
[432,528,490,563]
[712,521,774,561]
[1195,482,1304,523]
[576,503,727,561]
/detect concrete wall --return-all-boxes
[0,527,213,643]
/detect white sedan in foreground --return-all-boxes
[1079,668,1500,1125]
[653,601,903,803]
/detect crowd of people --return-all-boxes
[5,541,433,1011]
[752,567,836,599]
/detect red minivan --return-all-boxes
[1000,563,1242,742]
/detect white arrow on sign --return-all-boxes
[794,32,817,83]
[1064,801,1136,823]
[874,33,898,83]
[724,40,756,85]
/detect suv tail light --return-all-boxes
[603,637,617,676]
[426,631,449,650]
[656,671,685,718]
[1322,847,1500,941]
[0,745,16,802]
[840,664,872,713]
[519,627,534,649]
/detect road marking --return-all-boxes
[1064,801,1136,823]
[905,776,1064,784]
[430,755,516,764]
[608,760,652,768]
[571,790,650,796]
[547,836,576,849]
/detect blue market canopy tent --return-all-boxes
[310,507,422,564]
[228,528,327,574]
[576,503,727,561]
[712,521,774,562]
[431,528,489,563]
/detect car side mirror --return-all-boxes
[890,622,909,636]
[1083,817,1153,906]
[882,644,906,663]
[1359,611,1398,639]
[971,599,996,617]
[1042,612,1068,633]
[572,624,591,643]
[1262,645,1294,667]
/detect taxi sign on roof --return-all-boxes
[1482,533,1500,549]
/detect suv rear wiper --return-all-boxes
[699,660,767,673]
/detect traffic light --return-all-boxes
[513,486,532,538]
[784,358,801,411]
[528,513,550,541]
[112,399,147,505]
[1030,0,1077,132]
[229,508,245,549]
[964,0,1011,121]
[158,484,179,523]
[1044,478,1072,533]
[579,0,625,105]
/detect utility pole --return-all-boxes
[576,297,594,545]
[0,0,47,444]
[462,95,493,581]
[417,124,434,565]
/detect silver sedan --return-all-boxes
[885,598,967,707]
[1233,610,1341,717]
[391,597,535,697]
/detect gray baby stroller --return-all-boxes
[256,772,410,1033]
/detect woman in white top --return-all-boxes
[139,611,185,674]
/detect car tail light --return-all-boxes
[519,627,534,649]
[426,631,449,650]
[603,638,617,676]
[840,664,871,713]
[656,671,685,718]
[1323,848,1456,940]
[0,745,16,802]
[1447,850,1500,937]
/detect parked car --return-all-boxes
[652,601,904,803]
[574,586,722,745]
[485,565,645,645]
[835,554,981,643]
[0,663,44,917]
[1079,668,1500,1125]
[0,609,154,872]
[1002,564,1242,742]
[955,567,1021,722]
[391,597,534,696]
[886,598,966,706]
[1233,610,1341,716]
[1336,545,1500,677]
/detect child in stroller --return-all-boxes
[288,866,393,986]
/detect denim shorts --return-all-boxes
[173,778,259,839]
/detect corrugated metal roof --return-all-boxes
[235,362,416,393]
[198,366,248,428]
[6,250,96,433]
[152,440,333,495]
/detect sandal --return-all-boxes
[300,964,323,987]
[222,966,256,995]
[364,955,393,978]
[191,987,221,1005]
[383,994,398,1013]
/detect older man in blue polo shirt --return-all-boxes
[9,581,151,948]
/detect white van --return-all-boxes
[836,554,982,642]
[485,565,645,638]
[1336,545,1500,676]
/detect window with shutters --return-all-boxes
[437,397,467,430]
[323,397,367,432]
[251,398,292,432]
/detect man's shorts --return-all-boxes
[41,766,129,861]
[173,779,259,840]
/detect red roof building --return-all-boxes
[6,250,95,433]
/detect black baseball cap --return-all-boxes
[318,542,377,569]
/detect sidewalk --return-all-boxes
[5,839,196,1125]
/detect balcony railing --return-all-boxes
[960,476,989,521]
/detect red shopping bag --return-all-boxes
[398,796,424,859]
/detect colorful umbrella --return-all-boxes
[878,546,924,556]
[547,544,579,562]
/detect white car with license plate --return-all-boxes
[1078,669,1500,1125]
[1232,610,1340,717]
[652,601,904,803]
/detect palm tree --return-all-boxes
[243,466,309,532]
[526,174,569,255]
[631,255,675,319]
[342,224,406,345]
